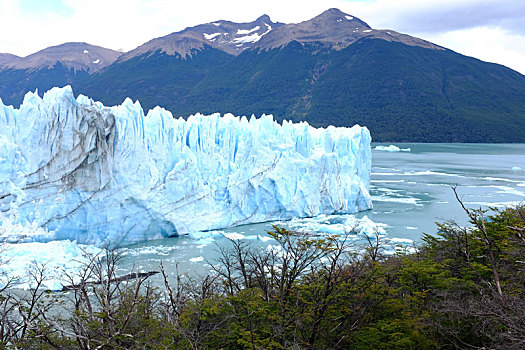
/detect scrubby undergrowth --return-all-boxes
[0,199,524,349]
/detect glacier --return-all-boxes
[0,86,372,246]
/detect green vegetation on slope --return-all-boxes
[78,39,525,142]
[0,63,90,106]
[79,47,234,113]
[2,38,524,142]
[1,199,524,349]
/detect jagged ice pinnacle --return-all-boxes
[0,86,372,246]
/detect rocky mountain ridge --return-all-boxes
[118,14,285,60]
[0,8,442,67]
[0,53,21,67]
[256,8,442,51]
[118,8,442,60]
[0,42,121,73]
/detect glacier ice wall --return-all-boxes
[0,86,372,246]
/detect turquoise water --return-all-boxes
[118,143,525,278]
[370,143,524,237]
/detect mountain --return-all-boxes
[115,8,438,61]
[2,42,120,72]
[255,8,441,51]
[1,9,525,142]
[78,9,525,142]
[117,14,284,60]
[0,53,21,67]
[0,43,121,106]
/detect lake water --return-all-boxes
[2,143,524,289]
[116,143,525,279]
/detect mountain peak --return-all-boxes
[311,8,370,28]
[256,14,271,22]
[321,8,350,16]
[256,7,441,51]
[0,53,21,68]
[1,42,121,72]
[118,8,442,61]
[120,14,285,60]
[254,8,373,50]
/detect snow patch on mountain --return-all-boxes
[233,24,273,44]
[233,33,263,43]
[203,33,221,40]
[237,26,260,35]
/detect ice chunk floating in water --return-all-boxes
[0,240,102,290]
[375,145,411,152]
[0,86,372,246]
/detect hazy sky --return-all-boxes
[1,0,524,74]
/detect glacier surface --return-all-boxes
[0,86,372,246]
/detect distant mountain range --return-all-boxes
[1,8,525,142]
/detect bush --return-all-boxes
[0,198,524,349]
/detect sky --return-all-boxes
[0,0,524,74]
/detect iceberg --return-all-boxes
[276,214,386,237]
[0,240,101,290]
[0,86,372,246]
[375,145,410,152]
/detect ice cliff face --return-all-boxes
[0,86,372,246]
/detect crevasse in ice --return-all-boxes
[0,86,372,246]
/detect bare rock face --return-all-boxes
[118,15,285,60]
[0,8,445,73]
[0,53,21,68]
[256,8,442,51]
[118,8,442,62]
[256,8,371,50]
[1,43,121,73]
[0,9,443,70]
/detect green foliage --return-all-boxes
[2,39,525,142]
[1,204,525,349]
[0,62,90,106]
[75,40,525,142]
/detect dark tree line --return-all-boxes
[0,195,524,349]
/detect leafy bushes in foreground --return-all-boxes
[0,200,524,349]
